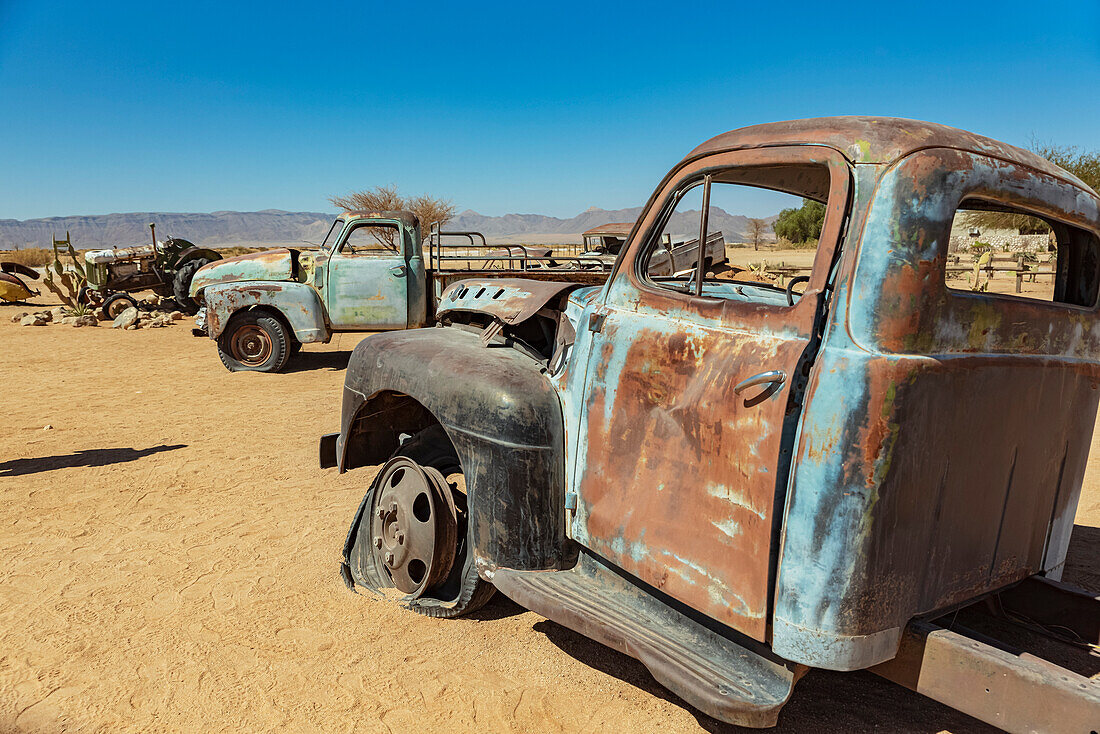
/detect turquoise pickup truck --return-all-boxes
[189,210,608,372]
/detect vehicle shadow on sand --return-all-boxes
[466,592,529,621]
[530,619,997,733]
[0,444,186,477]
[283,351,354,373]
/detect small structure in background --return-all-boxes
[581,222,633,257]
[581,221,727,274]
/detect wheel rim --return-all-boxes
[107,298,131,318]
[229,324,273,365]
[369,457,458,598]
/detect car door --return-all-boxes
[570,145,850,640]
[325,219,409,330]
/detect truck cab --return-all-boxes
[190,210,426,372]
[324,117,1100,729]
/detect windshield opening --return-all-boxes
[322,219,345,252]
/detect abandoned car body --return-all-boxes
[189,211,609,372]
[0,261,40,302]
[322,117,1100,729]
[581,220,727,275]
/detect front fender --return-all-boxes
[176,247,223,267]
[338,327,567,573]
[203,281,329,343]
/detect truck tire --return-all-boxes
[216,310,291,373]
[344,425,495,618]
[172,258,211,315]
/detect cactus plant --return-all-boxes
[40,232,87,309]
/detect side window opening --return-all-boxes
[638,164,832,307]
[946,200,1100,308]
[341,223,402,256]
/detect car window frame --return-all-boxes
[337,221,403,258]
[609,145,851,324]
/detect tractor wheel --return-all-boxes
[216,310,291,373]
[77,286,103,306]
[172,259,212,315]
[101,293,138,320]
[343,425,495,618]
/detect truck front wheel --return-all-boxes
[344,425,495,618]
[217,310,292,373]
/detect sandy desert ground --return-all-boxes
[1,295,1096,733]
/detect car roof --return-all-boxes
[583,223,634,237]
[340,210,420,229]
[685,116,1094,195]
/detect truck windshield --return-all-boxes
[321,219,345,252]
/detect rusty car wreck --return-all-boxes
[189,212,611,372]
[321,117,1100,730]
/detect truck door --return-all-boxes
[325,219,409,330]
[571,146,850,640]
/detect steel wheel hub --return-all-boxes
[231,325,272,364]
[370,457,458,597]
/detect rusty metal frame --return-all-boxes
[429,223,616,272]
[871,619,1100,733]
[615,145,851,325]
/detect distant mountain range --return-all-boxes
[0,207,776,249]
[0,210,334,250]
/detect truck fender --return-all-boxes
[202,280,329,344]
[337,327,567,573]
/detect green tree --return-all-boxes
[772,199,825,244]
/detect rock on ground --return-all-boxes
[111,307,139,329]
[20,313,49,327]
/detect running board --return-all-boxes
[490,552,798,728]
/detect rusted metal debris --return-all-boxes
[325,117,1100,728]
[0,262,39,302]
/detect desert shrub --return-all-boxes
[0,248,54,268]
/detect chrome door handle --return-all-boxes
[734,370,786,395]
[390,265,406,277]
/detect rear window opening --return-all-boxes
[946,200,1100,308]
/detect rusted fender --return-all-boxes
[176,246,222,267]
[437,278,587,325]
[202,280,329,343]
[1,261,40,280]
[0,271,35,301]
[189,248,296,298]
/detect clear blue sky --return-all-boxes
[1,0,1098,220]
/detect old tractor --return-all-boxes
[82,223,222,319]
